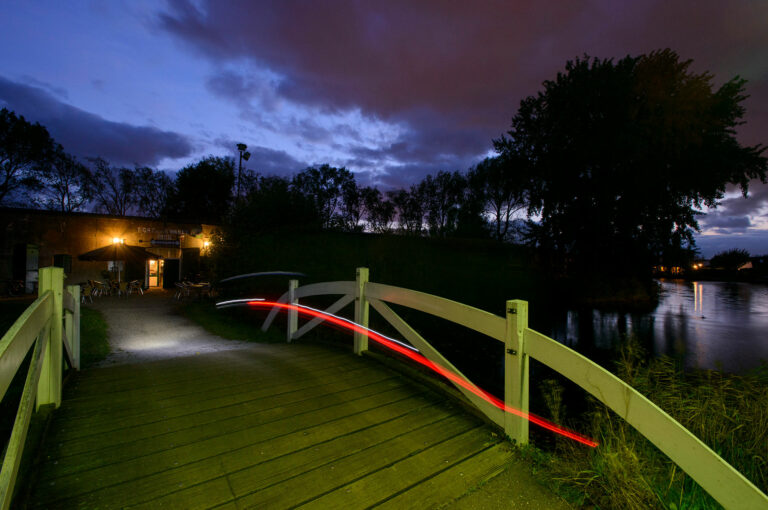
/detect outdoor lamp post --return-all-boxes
[236,143,251,199]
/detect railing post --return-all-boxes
[66,284,81,370]
[354,267,369,355]
[287,279,298,342]
[37,267,63,409]
[505,299,529,445]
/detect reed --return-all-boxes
[527,338,768,509]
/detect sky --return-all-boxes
[0,0,766,256]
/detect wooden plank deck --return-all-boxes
[27,343,517,509]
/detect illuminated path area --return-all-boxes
[27,292,570,508]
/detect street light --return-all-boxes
[236,143,251,199]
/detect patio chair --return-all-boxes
[129,280,144,295]
[174,282,189,301]
[81,284,93,303]
[92,280,108,297]
[118,280,128,297]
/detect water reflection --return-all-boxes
[545,280,768,374]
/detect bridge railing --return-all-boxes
[261,266,767,509]
[0,267,80,510]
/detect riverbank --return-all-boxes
[523,339,768,509]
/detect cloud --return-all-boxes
[0,75,193,167]
[157,0,768,189]
[701,214,752,232]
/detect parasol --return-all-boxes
[79,243,163,282]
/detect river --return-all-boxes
[546,279,768,374]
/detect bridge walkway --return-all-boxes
[23,291,569,509]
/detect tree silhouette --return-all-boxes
[495,49,767,275]
[361,186,395,233]
[468,157,525,242]
[388,186,426,235]
[291,164,354,229]
[337,180,364,232]
[0,108,56,205]
[35,146,92,212]
[420,170,466,237]
[87,157,136,216]
[710,249,751,270]
[133,166,173,218]
[229,175,321,235]
[165,156,235,223]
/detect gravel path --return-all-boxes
[85,288,259,366]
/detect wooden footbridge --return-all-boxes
[2,267,767,509]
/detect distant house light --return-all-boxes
[112,237,124,244]
[203,241,210,248]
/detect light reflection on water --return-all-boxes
[545,280,768,373]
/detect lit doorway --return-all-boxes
[147,259,164,287]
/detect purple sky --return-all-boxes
[1,0,766,256]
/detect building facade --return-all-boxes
[1,207,218,292]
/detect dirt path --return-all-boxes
[85,288,258,367]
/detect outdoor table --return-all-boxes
[186,283,211,300]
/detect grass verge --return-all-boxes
[176,300,286,343]
[525,339,768,509]
[79,307,110,368]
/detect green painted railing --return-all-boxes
[262,267,768,510]
[0,267,80,510]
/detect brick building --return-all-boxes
[1,207,218,293]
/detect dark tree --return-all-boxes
[0,108,56,205]
[291,164,354,228]
[230,175,321,235]
[468,157,525,242]
[361,186,395,233]
[710,248,751,270]
[388,186,425,235]
[165,156,235,223]
[133,167,173,218]
[337,180,365,232]
[419,170,466,237]
[87,157,136,216]
[35,146,92,212]
[495,49,767,275]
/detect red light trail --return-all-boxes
[240,300,598,448]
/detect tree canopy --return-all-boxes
[0,107,57,205]
[494,49,767,275]
[164,156,235,223]
[710,248,751,270]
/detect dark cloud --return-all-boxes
[18,75,69,100]
[715,180,768,217]
[0,75,193,166]
[701,214,752,232]
[159,0,768,176]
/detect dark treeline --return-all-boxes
[3,49,767,290]
[0,107,524,242]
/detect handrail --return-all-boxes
[263,267,768,509]
[366,282,506,342]
[0,292,52,401]
[0,319,48,510]
[0,267,80,510]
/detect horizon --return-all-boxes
[1,0,766,256]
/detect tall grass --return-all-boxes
[527,339,768,509]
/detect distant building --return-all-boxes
[1,207,219,293]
